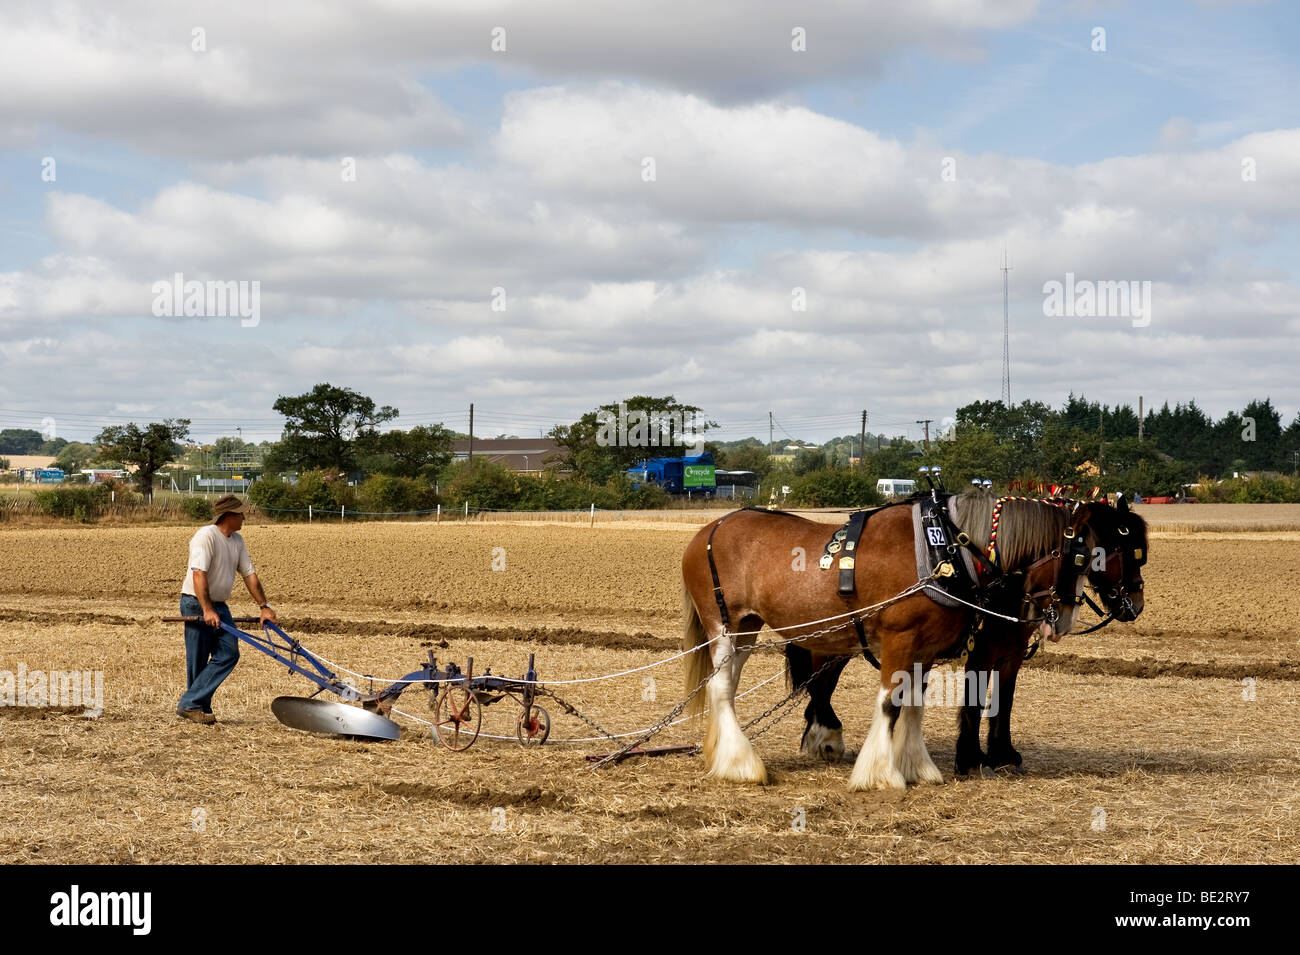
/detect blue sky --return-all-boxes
[2,0,1297,446]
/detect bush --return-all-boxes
[31,485,112,522]
[248,475,293,513]
[249,470,356,518]
[787,468,884,508]
[355,474,440,513]
[619,479,672,509]
[181,495,214,521]
[1197,474,1300,503]
[442,461,521,511]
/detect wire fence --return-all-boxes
[0,492,746,525]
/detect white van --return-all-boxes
[876,478,917,499]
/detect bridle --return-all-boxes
[977,496,1093,644]
[1070,506,1148,633]
[1013,520,1095,659]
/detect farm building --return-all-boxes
[451,438,564,473]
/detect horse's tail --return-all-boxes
[682,581,711,720]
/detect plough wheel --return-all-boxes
[433,686,481,752]
[516,705,550,747]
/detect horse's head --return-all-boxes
[1071,496,1148,622]
[1015,542,1084,643]
[970,493,1087,641]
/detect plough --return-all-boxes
[164,617,550,749]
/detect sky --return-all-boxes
[1,0,1297,447]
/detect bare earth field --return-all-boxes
[2,507,1298,864]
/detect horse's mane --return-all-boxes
[950,490,1068,569]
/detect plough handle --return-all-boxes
[163,616,263,623]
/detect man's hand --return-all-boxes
[245,573,276,626]
[193,570,220,628]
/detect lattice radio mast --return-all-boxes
[1001,247,1012,407]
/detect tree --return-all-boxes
[55,442,98,473]
[720,443,772,478]
[212,435,254,457]
[932,425,1013,484]
[0,428,45,454]
[268,383,398,476]
[1279,413,1300,474]
[549,395,716,483]
[365,425,455,479]
[1237,398,1282,471]
[866,439,921,478]
[95,419,191,498]
[793,448,828,475]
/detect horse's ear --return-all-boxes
[1116,495,1129,514]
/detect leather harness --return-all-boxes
[702,496,1101,674]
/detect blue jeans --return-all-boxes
[178,594,239,712]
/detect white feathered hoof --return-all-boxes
[848,689,907,790]
[848,732,905,789]
[704,715,769,784]
[801,722,845,762]
[913,758,945,785]
[848,753,907,791]
[894,708,943,785]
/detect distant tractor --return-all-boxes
[628,452,717,495]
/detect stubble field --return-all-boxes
[2,506,1298,864]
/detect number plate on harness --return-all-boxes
[926,526,947,546]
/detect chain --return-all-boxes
[540,689,622,745]
[743,691,806,742]
[591,576,960,768]
[588,650,733,769]
[740,654,845,740]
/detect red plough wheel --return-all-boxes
[433,686,481,751]
[516,705,550,747]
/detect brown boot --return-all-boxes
[177,707,216,725]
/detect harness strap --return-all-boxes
[1071,590,1116,634]
[837,510,869,596]
[705,514,734,630]
[851,615,880,670]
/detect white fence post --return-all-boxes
[590,502,595,527]
[308,504,312,523]
[436,503,441,523]
[341,504,345,522]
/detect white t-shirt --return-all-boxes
[181,524,255,602]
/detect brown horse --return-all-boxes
[787,495,1149,777]
[953,495,1149,774]
[680,490,1081,789]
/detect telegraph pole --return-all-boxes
[916,419,933,453]
[859,410,867,468]
[769,411,774,455]
[1098,408,1104,475]
[468,403,474,464]
[1138,395,1144,442]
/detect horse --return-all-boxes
[787,494,1149,776]
[680,489,1083,789]
[955,495,1148,774]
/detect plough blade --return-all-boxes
[271,696,400,741]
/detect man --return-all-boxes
[177,494,276,724]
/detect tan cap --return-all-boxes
[211,494,248,523]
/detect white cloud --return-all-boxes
[1,4,1298,439]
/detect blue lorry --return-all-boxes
[627,452,717,494]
